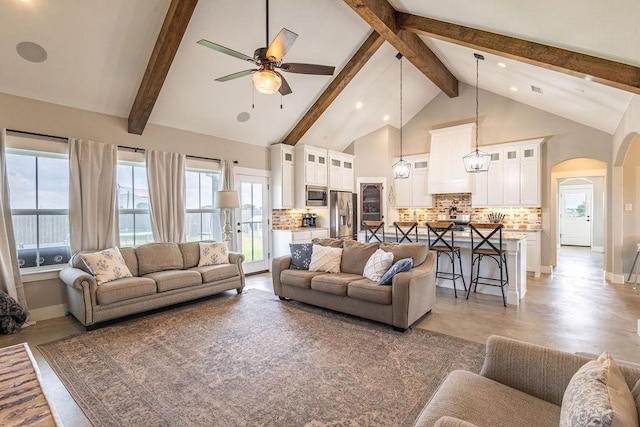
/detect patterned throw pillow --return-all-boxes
[198,242,229,266]
[80,247,133,286]
[560,352,639,427]
[308,245,343,273]
[363,248,394,282]
[379,257,414,285]
[289,243,313,270]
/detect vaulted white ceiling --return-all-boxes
[1,0,637,152]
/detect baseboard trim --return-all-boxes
[29,304,67,322]
[540,265,553,274]
[591,246,604,253]
[605,271,625,284]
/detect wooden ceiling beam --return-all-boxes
[281,31,385,146]
[343,0,458,98]
[397,12,640,96]
[128,0,199,135]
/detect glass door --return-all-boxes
[236,175,269,273]
[360,183,383,229]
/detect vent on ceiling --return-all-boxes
[531,85,543,94]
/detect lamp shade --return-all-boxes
[252,70,282,95]
[214,190,240,209]
[392,158,411,179]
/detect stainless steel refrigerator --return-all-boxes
[329,191,356,239]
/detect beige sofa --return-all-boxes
[415,335,640,427]
[272,239,436,331]
[59,242,245,328]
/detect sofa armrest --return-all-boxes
[59,267,96,291]
[271,255,292,296]
[479,335,593,406]
[59,267,98,326]
[434,416,480,427]
[391,251,436,329]
[228,251,246,290]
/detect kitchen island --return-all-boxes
[358,227,528,305]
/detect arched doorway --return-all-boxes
[621,136,640,282]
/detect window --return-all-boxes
[117,154,153,247]
[5,136,70,269]
[185,167,221,241]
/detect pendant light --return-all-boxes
[463,53,491,173]
[392,53,410,179]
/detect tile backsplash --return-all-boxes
[397,193,541,230]
[272,209,306,230]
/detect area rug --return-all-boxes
[38,290,485,427]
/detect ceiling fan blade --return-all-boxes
[266,28,298,63]
[276,71,292,96]
[280,63,336,75]
[215,69,255,82]
[197,39,255,63]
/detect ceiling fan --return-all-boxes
[197,1,335,96]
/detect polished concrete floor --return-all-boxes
[1,246,638,425]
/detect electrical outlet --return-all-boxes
[625,203,633,211]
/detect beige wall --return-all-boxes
[0,92,270,317]
[622,137,640,275]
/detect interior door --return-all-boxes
[560,184,592,246]
[236,175,269,273]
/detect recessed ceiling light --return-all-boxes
[510,86,518,92]
[497,62,506,68]
[383,115,389,121]
[16,41,47,63]
[355,102,363,110]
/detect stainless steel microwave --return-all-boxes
[306,185,327,206]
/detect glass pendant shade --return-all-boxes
[252,70,282,94]
[463,148,492,172]
[392,158,411,179]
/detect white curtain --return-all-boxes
[0,129,28,311]
[220,160,238,250]
[69,138,119,252]
[146,149,185,243]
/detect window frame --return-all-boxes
[117,151,153,247]
[184,158,221,242]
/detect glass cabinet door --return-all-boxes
[360,183,383,229]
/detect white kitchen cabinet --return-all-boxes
[520,144,541,206]
[394,154,432,208]
[428,123,474,194]
[524,231,541,277]
[328,151,355,192]
[272,228,329,258]
[270,144,295,209]
[296,145,327,186]
[503,146,520,205]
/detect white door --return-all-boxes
[560,184,592,246]
[236,175,269,273]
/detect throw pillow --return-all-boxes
[289,243,314,270]
[363,248,394,282]
[198,242,229,266]
[80,247,133,286]
[379,257,414,285]
[308,245,343,273]
[560,352,639,427]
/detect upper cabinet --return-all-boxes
[328,150,355,192]
[427,123,474,194]
[296,145,327,187]
[394,154,432,208]
[472,138,543,207]
[270,144,295,209]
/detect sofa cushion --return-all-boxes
[363,248,394,282]
[310,273,362,296]
[80,247,133,286]
[144,270,202,293]
[414,370,561,427]
[190,264,239,283]
[348,279,392,305]
[341,240,379,275]
[379,242,429,267]
[379,257,414,285]
[560,352,639,427]
[311,238,344,248]
[119,247,139,277]
[289,243,313,270]
[280,270,325,289]
[178,241,201,269]
[96,277,157,305]
[309,245,343,273]
[136,243,184,276]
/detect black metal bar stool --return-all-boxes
[393,221,418,243]
[467,223,508,307]
[426,221,466,298]
[362,220,385,242]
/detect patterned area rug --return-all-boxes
[38,290,485,427]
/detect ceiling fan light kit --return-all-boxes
[463,53,492,173]
[253,69,282,94]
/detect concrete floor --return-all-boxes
[1,245,639,425]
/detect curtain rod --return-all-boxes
[118,145,238,164]
[7,129,68,142]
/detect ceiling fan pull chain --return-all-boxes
[252,81,255,109]
[280,93,283,109]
